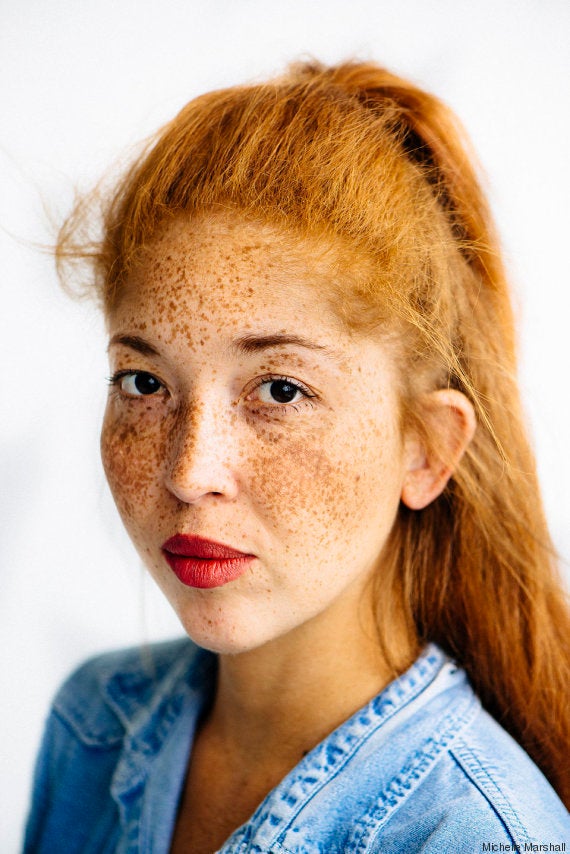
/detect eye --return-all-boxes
[246,375,316,410]
[110,370,164,397]
[257,379,305,404]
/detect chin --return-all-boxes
[173,595,305,656]
[153,567,306,656]
[177,617,271,656]
[145,565,264,652]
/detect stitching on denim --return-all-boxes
[449,740,531,844]
[52,704,124,748]
[349,694,479,852]
[261,649,446,849]
[268,842,300,854]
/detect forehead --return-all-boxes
[114,212,348,325]
[107,212,407,393]
[107,212,407,419]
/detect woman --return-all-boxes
[25,61,570,852]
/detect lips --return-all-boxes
[161,534,255,589]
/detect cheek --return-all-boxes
[248,415,401,550]
[100,406,166,522]
[252,437,340,536]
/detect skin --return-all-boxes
[101,211,475,852]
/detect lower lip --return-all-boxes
[162,552,255,588]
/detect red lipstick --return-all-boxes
[161,534,255,589]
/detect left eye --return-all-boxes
[255,379,306,404]
[116,371,163,396]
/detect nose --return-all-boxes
[164,398,240,504]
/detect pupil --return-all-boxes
[134,373,159,395]
[270,381,297,403]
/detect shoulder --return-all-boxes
[372,693,570,850]
[344,651,569,851]
[24,638,213,852]
[24,638,213,853]
[51,636,207,746]
[446,707,570,843]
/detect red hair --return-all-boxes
[58,60,570,804]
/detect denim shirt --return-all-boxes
[24,640,569,853]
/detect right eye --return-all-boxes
[110,370,164,397]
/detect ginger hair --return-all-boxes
[57,60,570,804]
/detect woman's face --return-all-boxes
[101,212,416,654]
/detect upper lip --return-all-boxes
[161,534,254,559]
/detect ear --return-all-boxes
[401,389,476,511]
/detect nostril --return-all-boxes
[164,444,239,504]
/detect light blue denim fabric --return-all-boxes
[24,640,570,853]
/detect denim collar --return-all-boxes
[95,642,478,851]
[103,642,215,837]
[225,645,478,852]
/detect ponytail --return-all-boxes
[315,62,570,803]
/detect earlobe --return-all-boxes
[401,389,476,511]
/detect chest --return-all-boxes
[169,737,294,854]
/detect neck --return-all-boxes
[205,583,417,767]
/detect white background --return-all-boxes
[1,1,569,849]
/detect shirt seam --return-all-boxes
[347,691,479,852]
[449,739,531,844]
[224,681,439,851]
[51,704,124,749]
[254,652,454,851]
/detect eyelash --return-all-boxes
[107,370,317,413]
[108,370,168,399]
[246,375,317,414]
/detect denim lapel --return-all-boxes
[102,641,216,852]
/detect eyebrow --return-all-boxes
[107,334,161,357]
[232,333,338,357]
[108,331,341,361]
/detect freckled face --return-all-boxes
[101,213,412,654]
